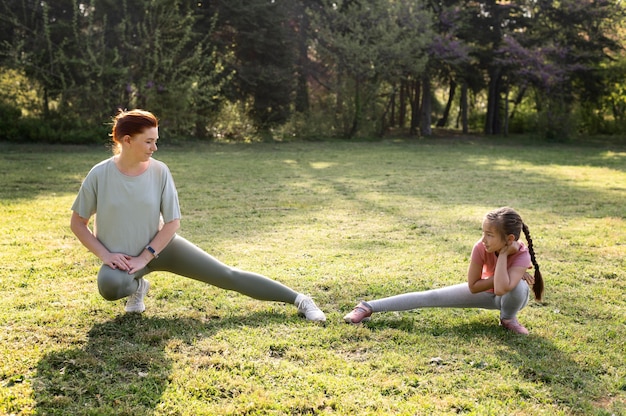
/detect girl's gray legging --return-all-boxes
[366,280,530,321]
[96,235,299,304]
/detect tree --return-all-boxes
[1,0,624,141]
[206,0,298,130]
[426,1,472,134]
[495,0,623,137]
[1,0,226,138]
[110,0,221,136]
[311,0,433,138]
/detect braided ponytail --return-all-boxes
[522,223,544,300]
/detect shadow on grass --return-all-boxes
[366,315,613,414]
[32,311,287,415]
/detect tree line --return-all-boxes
[0,0,624,143]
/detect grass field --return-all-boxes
[0,138,624,415]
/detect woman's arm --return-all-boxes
[70,211,130,269]
[126,219,180,274]
[71,211,180,273]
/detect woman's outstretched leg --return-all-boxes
[149,236,325,320]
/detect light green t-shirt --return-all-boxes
[71,157,181,256]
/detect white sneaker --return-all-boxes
[125,278,150,313]
[295,294,326,322]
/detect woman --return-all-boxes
[343,207,544,334]
[70,109,325,321]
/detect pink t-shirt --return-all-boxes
[471,239,532,281]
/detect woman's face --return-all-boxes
[481,220,508,253]
[126,127,158,161]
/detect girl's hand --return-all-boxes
[522,271,535,285]
[500,241,520,256]
[104,253,132,271]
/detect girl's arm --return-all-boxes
[493,243,526,295]
[467,260,494,293]
[493,260,526,295]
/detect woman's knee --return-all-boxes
[97,267,135,300]
[213,266,244,290]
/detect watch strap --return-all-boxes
[145,245,158,258]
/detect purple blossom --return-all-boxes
[496,35,579,91]
[429,34,470,65]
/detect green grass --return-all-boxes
[0,138,625,415]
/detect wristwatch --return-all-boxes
[145,245,158,258]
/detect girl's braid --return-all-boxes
[522,223,544,300]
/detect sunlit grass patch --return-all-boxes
[1,139,624,415]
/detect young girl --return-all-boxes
[343,207,544,334]
[70,109,325,321]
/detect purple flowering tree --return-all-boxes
[494,0,621,137]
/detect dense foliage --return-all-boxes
[0,0,624,142]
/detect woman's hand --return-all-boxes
[127,256,150,275]
[103,253,132,271]
[104,253,150,274]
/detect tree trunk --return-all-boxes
[295,2,310,113]
[460,81,468,134]
[409,79,420,136]
[436,79,456,128]
[43,87,50,118]
[389,87,396,128]
[420,76,432,136]
[380,87,396,135]
[485,66,502,135]
[399,80,407,128]
[503,87,509,136]
[509,85,527,121]
[349,78,361,138]
[335,71,343,128]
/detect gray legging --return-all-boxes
[367,280,530,321]
[97,235,299,304]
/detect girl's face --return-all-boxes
[481,220,508,253]
[125,127,158,161]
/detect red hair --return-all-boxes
[110,109,158,154]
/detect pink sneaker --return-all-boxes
[343,302,373,324]
[500,318,529,335]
